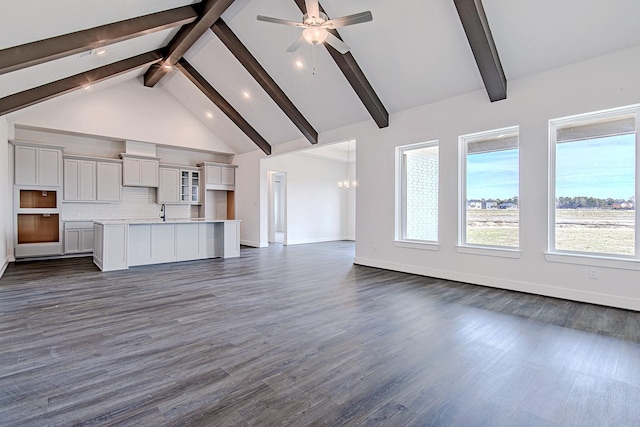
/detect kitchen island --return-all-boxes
[93,219,240,271]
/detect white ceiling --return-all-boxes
[3,0,640,154]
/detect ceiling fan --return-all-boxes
[257,0,372,54]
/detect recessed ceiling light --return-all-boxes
[206,112,213,119]
[95,49,106,56]
[295,60,304,69]
[242,91,250,99]
[162,63,173,70]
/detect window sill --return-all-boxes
[544,252,640,271]
[394,240,440,251]
[456,245,521,259]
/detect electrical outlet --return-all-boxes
[589,268,599,280]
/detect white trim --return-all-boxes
[455,245,521,258]
[285,236,346,245]
[240,239,263,248]
[544,252,640,271]
[459,125,520,248]
[394,240,440,251]
[395,140,440,242]
[354,256,640,311]
[548,104,640,258]
[0,256,9,278]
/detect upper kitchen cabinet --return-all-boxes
[121,154,159,187]
[12,142,63,186]
[64,157,96,201]
[199,162,236,191]
[157,167,180,204]
[63,155,122,202]
[96,160,123,202]
[158,165,200,205]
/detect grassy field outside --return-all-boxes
[466,208,635,254]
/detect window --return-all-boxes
[459,127,519,249]
[396,141,439,244]
[550,105,638,258]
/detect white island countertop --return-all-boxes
[93,218,240,225]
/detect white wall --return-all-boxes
[235,149,265,247]
[7,77,235,155]
[262,153,349,245]
[0,116,9,276]
[237,44,640,310]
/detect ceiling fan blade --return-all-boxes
[305,0,320,19]
[324,11,373,29]
[286,35,306,53]
[257,15,305,27]
[324,32,350,54]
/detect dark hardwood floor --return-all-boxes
[1,241,640,426]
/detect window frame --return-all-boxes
[395,140,440,249]
[547,104,640,263]
[458,125,521,255]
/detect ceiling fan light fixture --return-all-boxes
[302,27,328,45]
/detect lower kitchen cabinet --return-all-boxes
[64,221,94,254]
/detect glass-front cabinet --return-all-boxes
[181,170,199,204]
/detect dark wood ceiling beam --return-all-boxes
[0,51,163,116]
[144,0,236,87]
[211,19,318,145]
[176,59,271,155]
[453,0,506,102]
[0,6,197,76]
[293,0,389,128]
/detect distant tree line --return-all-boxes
[495,196,519,206]
[556,196,635,209]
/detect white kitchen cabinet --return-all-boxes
[158,166,200,204]
[223,221,240,258]
[63,156,121,202]
[176,223,200,261]
[206,165,222,186]
[96,161,122,202]
[93,223,128,271]
[121,154,159,187]
[151,224,176,263]
[157,167,180,204]
[221,167,234,186]
[64,159,96,201]
[64,222,94,254]
[13,142,63,186]
[129,223,175,266]
[180,169,200,204]
[200,162,236,191]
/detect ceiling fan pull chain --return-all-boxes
[312,44,317,76]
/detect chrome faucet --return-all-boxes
[160,204,166,222]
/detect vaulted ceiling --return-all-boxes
[2,0,640,155]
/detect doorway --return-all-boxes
[269,171,286,244]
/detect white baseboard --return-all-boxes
[0,256,9,279]
[240,239,262,248]
[285,236,346,245]
[354,256,640,312]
